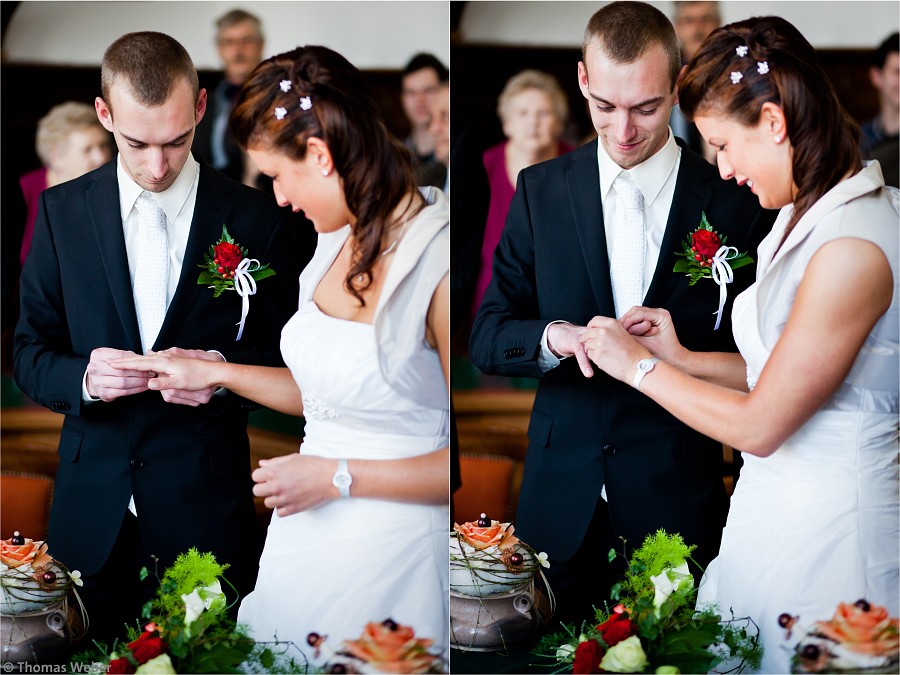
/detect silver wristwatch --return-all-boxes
[632,357,660,391]
[332,459,352,498]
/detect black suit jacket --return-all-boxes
[13,159,307,594]
[469,138,776,567]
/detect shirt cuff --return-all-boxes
[537,320,570,372]
[82,370,101,403]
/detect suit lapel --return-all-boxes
[86,165,143,352]
[567,141,616,318]
[643,146,715,308]
[155,167,234,347]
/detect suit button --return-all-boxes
[130,458,145,469]
[602,443,617,456]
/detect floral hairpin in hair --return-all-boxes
[730,71,744,85]
[299,96,312,111]
[279,79,292,92]
[757,61,770,75]
[736,45,749,57]
[274,107,288,120]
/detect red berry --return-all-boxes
[214,258,219,264]
[217,266,225,274]
[694,254,702,261]
[691,246,697,252]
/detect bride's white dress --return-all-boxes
[697,162,900,674]
[238,188,450,664]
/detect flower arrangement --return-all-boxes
[533,530,762,674]
[1,531,82,615]
[450,514,549,597]
[786,600,899,673]
[673,212,753,286]
[74,549,305,674]
[307,618,444,673]
[197,226,275,298]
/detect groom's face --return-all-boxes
[96,77,206,193]
[578,40,676,170]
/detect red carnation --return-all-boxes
[691,229,721,258]
[107,657,136,674]
[573,639,605,674]
[127,630,167,664]
[597,611,636,647]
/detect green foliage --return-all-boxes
[532,530,762,673]
[70,549,307,674]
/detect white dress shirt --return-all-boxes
[539,130,682,370]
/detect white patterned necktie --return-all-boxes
[610,172,646,318]
[132,192,169,354]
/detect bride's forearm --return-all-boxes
[212,363,303,416]
[672,350,749,390]
[348,447,449,504]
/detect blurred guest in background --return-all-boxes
[400,52,448,187]
[471,70,574,327]
[19,101,113,267]
[670,1,720,164]
[861,32,899,187]
[193,8,265,187]
[427,79,450,194]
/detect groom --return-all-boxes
[13,31,310,642]
[469,1,777,622]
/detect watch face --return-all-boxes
[334,474,351,488]
[639,359,653,372]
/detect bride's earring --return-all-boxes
[774,135,783,143]
[322,169,330,177]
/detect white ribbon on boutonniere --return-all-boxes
[710,245,740,330]
[233,258,262,340]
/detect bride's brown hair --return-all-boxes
[678,16,861,228]
[230,45,419,306]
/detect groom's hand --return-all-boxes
[547,322,594,378]
[153,347,224,406]
[86,347,152,401]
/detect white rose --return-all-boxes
[135,654,176,674]
[650,562,693,616]
[599,635,649,673]
[556,643,576,661]
[181,580,226,636]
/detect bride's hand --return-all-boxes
[580,316,651,383]
[620,307,685,364]
[110,349,222,405]
[252,454,336,517]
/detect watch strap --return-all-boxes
[332,458,352,498]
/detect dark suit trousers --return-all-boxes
[79,511,156,646]
[542,494,627,627]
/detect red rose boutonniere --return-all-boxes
[673,212,754,329]
[197,226,276,339]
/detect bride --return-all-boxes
[580,16,898,674]
[114,45,449,661]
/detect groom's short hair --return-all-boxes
[101,31,199,115]
[582,1,681,91]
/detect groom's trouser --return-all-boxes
[539,494,625,628]
[78,512,156,646]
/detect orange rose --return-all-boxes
[1,535,52,569]
[453,519,520,551]
[816,602,900,657]
[343,620,437,674]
